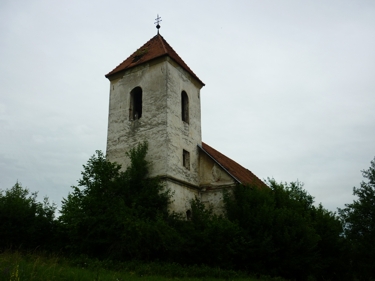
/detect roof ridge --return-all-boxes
[157,34,168,54]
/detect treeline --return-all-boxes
[1,142,374,281]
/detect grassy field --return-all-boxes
[0,251,287,281]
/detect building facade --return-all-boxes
[105,33,264,215]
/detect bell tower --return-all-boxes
[105,33,205,213]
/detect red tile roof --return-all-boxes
[105,34,204,86]
[201,142,266,188]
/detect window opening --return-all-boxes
[181,91,189,123]
[183,149,190,170]
[129,87,142,120]
[186,209,192,220]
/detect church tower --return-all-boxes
[105,32,205,213]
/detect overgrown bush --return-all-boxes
[170,198,244,269]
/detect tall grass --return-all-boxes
[0,251,286,281]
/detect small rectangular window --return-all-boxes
[183,150,190,170]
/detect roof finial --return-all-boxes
[155,14,162,34]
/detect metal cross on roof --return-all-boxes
[155,14,162,34]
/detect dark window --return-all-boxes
[183,149,190,170]
[181,91,189,123]
[129,87,142,120]
[186,209,192,220]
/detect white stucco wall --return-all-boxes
[165,58,202,186]
[106,60,169,177]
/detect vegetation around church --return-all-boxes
[1,143,375,281]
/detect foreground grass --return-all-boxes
[0,251,286,281]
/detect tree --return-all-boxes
[59,142,179,260]
[223,180,320,279]
[223,179,347,280]
[0,182,56,250]
[339,157,375,280]
[311,204,349,280]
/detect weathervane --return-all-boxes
[155,14,162,34]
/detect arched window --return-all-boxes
[181,91,189,123]
[129,87,142,120]
[186,209,192,220]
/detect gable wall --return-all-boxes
[199,151,236,187]
[199,151,236,213]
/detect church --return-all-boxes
[104,27,265,216]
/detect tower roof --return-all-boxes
[105,34,204,86]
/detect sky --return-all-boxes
[1,0,374,213]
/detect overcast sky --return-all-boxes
[1,0,374,212]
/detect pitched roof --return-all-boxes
[201,142,266,188]
[105,34,204,86]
